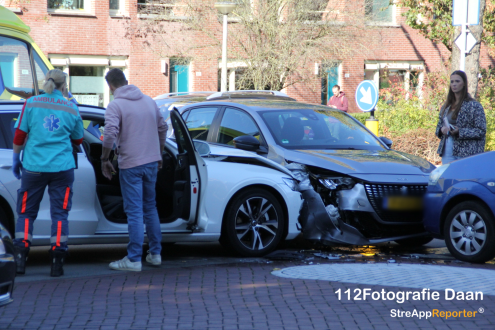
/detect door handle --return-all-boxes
[0,164,12,169]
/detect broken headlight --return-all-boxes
[282,177,298,191]
[318,177,355,190]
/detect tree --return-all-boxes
[129,0,380,91]
[395,0,495,96]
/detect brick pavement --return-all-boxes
[1,261,495,330]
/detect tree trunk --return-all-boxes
[451,0,486,97]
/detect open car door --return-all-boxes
[169,108,207,229]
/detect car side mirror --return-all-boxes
[193,140,211,157]
[233,135,260,152]
[379,136,393,148]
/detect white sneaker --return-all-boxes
[109,256,142,271]
[146,251,162,266]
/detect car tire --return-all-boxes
[394,236,433,247]
[444,201,495,263]
[223,188,286,257]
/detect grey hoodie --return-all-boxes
[103,84,168,169]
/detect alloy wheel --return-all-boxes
[449,210,487,256]
[234,196,279,251]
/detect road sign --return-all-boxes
[453,0,480,26]
[455,28,478,53]
[355,80,378,112]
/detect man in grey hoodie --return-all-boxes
[101,69,168,271]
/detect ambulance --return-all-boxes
[0,5,53,101]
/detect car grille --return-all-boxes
[364,183,427,223]
[341,211,427,239]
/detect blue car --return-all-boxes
[424,152,495,263]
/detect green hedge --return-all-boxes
[350,100,495,151]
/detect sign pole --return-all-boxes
[365,109,379,136]
[460,0,468,71]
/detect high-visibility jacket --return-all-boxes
[15,89,84,172]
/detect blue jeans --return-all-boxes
[119,162,162,262]
[14,168,74,251]
[441,136,459,164]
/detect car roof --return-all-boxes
[154,92,214,100]
[181,99,337,113]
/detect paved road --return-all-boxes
[2,238,495,330]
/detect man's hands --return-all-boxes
[101,160,116,180]
[12,152,22,180]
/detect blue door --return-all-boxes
[326,66,339,102]
[171,64,189,93]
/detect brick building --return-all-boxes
[4,0,494,111]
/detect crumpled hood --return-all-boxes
[283,148,435,178]
[113,85,144,101]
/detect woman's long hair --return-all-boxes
[43,69,67,94]
[440,70,473,120]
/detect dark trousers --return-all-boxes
[14,168,74,251]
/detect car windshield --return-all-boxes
[259,109,384,150]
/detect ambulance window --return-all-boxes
[33,51,49,93]
[0,36,34,100]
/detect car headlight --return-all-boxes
[282,177,298,191]
[428,164,450,186]
[318,177,355,190]
[0,239,6,255]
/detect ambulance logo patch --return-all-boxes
[43,114,60,131]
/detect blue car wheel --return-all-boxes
[444,201,495,263]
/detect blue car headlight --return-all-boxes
[428,164,450,186]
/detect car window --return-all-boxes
[217,107,260,146]
[0,113,19,149]
[184,107,217,141]
[259,109,384,150]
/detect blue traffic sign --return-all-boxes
[355,80,378,112]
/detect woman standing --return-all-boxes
[436,70,486,164]
[11,69,84,277]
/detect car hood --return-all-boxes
[283,148,435,181]
[207,145,295,178]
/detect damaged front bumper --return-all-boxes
[289,163,429,246]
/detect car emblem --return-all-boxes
[400,186,408,195]
[397,178,407,181]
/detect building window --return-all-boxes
[48,0,89,11]
[110,0,126,15]
[138,0,177,16]
[110,0,120,10]
[365,0,394,23]
[49,56,128,107]
[365,61,424,98]
[170,61,189,93]
[69,66,105,107]
[302,0,329,21]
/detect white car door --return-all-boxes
[169,108,207,230]
[0,108,99,242]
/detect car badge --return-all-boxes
[400,186,408,194]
